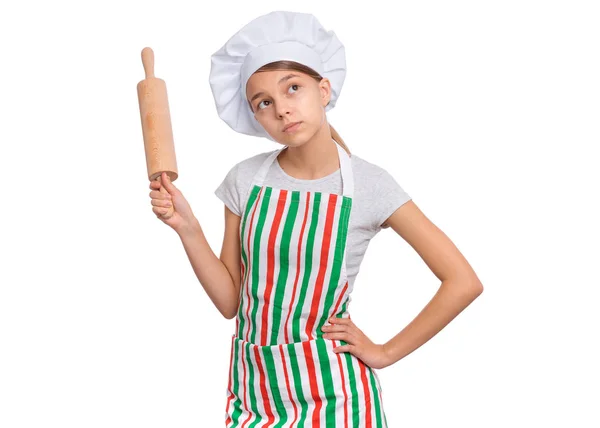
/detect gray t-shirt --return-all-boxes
[214,149,412,290]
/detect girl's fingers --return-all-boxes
[148,180,174,220]
[323,332,351,342]
[152,206,170,216]
[151,198,172,208]
[149,190,171,199]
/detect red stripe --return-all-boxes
[254,347,276,427]
[358,359,373,427]
[284,191,311,343]
[331,281,349,319]
[305,193,338,339]
[235,260,245,336]
[225,335,235,426]
[303,341,322,427]
[261,189,287,345]
[279,344,300,425]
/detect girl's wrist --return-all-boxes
[177,218,201,239]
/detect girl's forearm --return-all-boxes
[177,220,238,319]
[382,278,483,367]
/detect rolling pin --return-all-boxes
[137,47,178,218]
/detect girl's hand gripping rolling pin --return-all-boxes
[148,172,197,233]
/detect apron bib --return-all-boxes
[224,142,388,427]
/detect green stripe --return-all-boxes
[339,301,348,316]
[262,346,289,427]
[368,367,384,427]
[270,190,299,344]
[333,199,359,426]
[246,342,261,428]
[237,185,261,337]
[288,344,309,425]
[316,339,337,426]
[250,187,272,344]
[292,192,321,342]
[336,292,362,427]
[343,351,360,428]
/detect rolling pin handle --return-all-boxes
[141,47,155,79]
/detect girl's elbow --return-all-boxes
[222,308,236,320]
[470,280,484,297]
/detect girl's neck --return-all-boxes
[277,136,340,180]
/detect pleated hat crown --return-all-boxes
[208,10,347,141]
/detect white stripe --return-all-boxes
[317,196,343,322]
[266,188,289,344]
[274,191,303,344]
[254,188,277,344]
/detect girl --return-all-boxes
[148,10,483,427]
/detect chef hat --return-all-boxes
[208,10,347,141]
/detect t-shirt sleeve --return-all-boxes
[214,163,242,217]
[372,169,412,230]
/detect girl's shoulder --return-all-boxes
[350,153,401,186]
[350,152,412,230]
[215,149,277,217]
[215,149,273,186]
[235,149,276,174]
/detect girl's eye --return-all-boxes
[257,100,270,110]
[257,85,300,111]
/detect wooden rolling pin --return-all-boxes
[137,47,178,218]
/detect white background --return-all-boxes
[1,0,598,426]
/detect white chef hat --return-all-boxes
[208,10,347,141]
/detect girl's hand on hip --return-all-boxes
[149,172,198,235]
[322,316,391,370]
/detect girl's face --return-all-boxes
[246,69,331,145]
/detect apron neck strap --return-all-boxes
[252,140,354,197]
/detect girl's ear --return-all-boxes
[319,78,332,107]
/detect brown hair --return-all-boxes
[248,60,351,156]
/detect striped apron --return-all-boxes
[224,142,388,427]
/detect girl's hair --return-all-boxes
[250,60,351,156]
